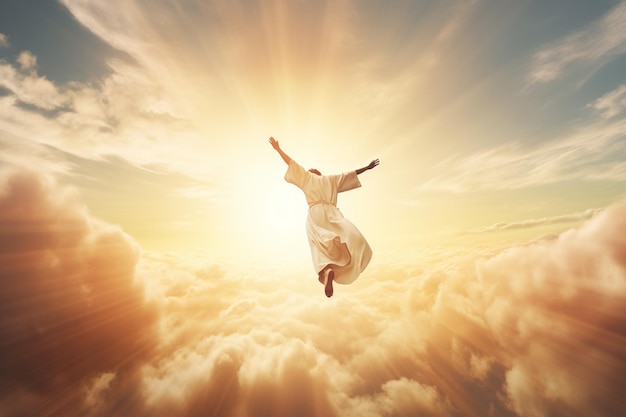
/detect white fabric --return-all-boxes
[285,159,372,284]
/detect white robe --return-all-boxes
[285,159,372,284]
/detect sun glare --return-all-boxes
[263,182,305,234]
[229,167,309,265]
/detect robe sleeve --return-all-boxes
[336,171,361,193]
[284,159,309,190]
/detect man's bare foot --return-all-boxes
[324,268,334,298]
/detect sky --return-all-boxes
[1,1,626,416]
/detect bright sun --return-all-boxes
[230,169,309,263]
[263,183,304,233]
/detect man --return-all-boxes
[269,136,379,297]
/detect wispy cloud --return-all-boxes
[529,0,626,84]
[418,83,626,192]
[588,83,626,119]
[0,47,213,179]
[420,1,626,192]
[0,54,68,111]
[16,51,37,73]
[459,207,602,234]
[0,33,8,48]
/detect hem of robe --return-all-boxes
[313,236,372,285]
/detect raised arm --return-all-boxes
[269,137,292,165]
[356,159,379,175]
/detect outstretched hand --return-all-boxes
[355,158,380,175]
[367,159,380,170]
[269,136,280,151]
[269,136,293,165]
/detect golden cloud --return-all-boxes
[0,168,158,416]
[2,167,625,417]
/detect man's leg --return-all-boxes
[317,265,334,297]
[323,267,334,298]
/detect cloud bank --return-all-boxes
[460,207,602,234]
[477,202,626,416]
[0,168,158,416]
[2,167,625,417]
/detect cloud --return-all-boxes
[417,83,626,192]
[477,202,626,417]
[1,165,625,416]
[588,83,626,119]
[0,33,8,48]
[0,52,196,158]
[16,51,37,73]
[460,207,602,234]
[0,42,211,182]
[0,55,68,111]
[127,201,626,417]
[146,200,626,416]
[0,167,158,416]
[529,1,626,84]
[123,253,454,417]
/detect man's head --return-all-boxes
[308,168,322,176]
